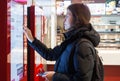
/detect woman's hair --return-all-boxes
[67,3,91,27]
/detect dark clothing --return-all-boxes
[28,24,100,81]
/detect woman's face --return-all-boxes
[63,9,73,31]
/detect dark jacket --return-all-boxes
[28,24,100,81]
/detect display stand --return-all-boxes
[0,0,10,81]
[27,6,35,81]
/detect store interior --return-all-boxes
[0,0,120,81]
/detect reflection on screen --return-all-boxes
[10,1,24,81]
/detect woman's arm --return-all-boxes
[28,38,62,61]
[23,26,62,61]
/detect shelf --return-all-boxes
[92,14,120,17]
[100,42,120,44]
[98,43,120,48]
[90,12,120,65]
[93,24,120,26]
[98,31,120,33]
[100,39,120,43]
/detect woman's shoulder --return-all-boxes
[75,38,94,57]
[76,38,92,46]
[75,38,94,52]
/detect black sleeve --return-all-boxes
[53,73,70,81]
[28,38,62,61]
[52,42,94,81]
[73,42,94,81]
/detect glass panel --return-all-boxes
[10,0,26,80]
[34,5,43,66]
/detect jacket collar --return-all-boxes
[64,27,90,40]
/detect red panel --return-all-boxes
[104,65,120,81]
[35,64,45,81]
[0,0,10,81]
[14,0,27,4]
[47,64,54,71]
[28,6,35,81]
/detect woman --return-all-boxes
[24,3,100,81]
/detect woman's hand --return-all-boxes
[23,26,34,43]
[42,71,55,81]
